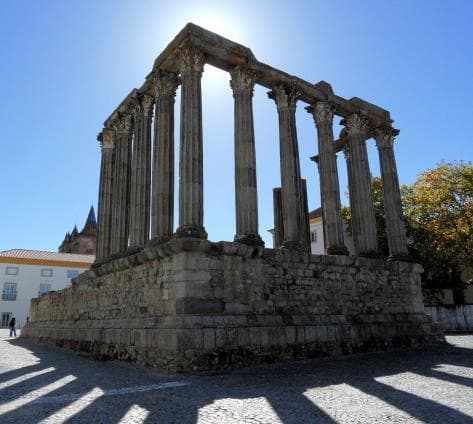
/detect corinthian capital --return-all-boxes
[178,46,205,74]
[140,94,154,116]
[341,113,370,138]
[154,71,180,100]
[373,126,400,149]
[229,67,255,97]
[267,84,301,110]
[114,113,134,135]
[98,127,116,149]
[306,102,334,125]
[131,94,154,118]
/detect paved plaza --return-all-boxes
[1,330,473,423]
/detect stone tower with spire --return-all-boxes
[59,206,97,255]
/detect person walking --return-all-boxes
[9,317,16,337]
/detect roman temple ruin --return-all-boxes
[22,24,443,371]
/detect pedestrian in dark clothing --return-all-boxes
[9,317,16,337]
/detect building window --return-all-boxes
[39,283,52,296]
[1,312,12,327]
[41,268,53,278]
[2,282,17,301]
[311,231,317,242]
[5,267,19,276]
[67,270,79,279]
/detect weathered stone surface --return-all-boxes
[268,85,304,249]
[23,239,443,372]
[374,126,410,260]
[174,47,207,239]
[96,129,115,260]
[129,94,153,248]
[230,67,263,246]
[48,25,440,374]
[151,71,179,242]
[342,113,378,257]
[307,102,348,255]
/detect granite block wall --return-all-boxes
[22,239,443,372]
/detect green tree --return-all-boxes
[342,162,473,303]
[402,161,473,303]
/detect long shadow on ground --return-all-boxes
[1,335,472,423]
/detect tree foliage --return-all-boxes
[342,162,473,302]
[402,161,473,302]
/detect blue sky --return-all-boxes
[0,0,472,251]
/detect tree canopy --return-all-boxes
[342,161,473,302]
[402,161,473,302]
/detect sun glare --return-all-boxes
[160,6,245,46]
[190,10,242,41]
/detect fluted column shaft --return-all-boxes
[129,94,153,248]
[152,72,179,241]
[307,102,348,255]
[230,67,263,246]
[96,128,115,261]
[175,47,207,238]
[268,85,303,249]
[343,114,378,257]
[273,187,284,248]
[300,179,311,251]
[111,113,133,254]
[312,157,327,250]
[374,127,409,260]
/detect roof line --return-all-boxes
[0,257,93,268]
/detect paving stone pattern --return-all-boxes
[2,330,473,423]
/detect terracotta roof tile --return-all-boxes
[309,207,322,219]
[0,249,95,264]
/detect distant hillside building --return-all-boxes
[59,206,97,255]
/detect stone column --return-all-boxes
[342,113,378,257]
[374,126,409,260]
[300,179,311,251]
[151,72,180,242]
[129,94,153,248]
[268,85,304,249]
[110,112,133,254]
[96,127,115,261]
[312,156,328,251]
[273,187,284,248]
[230,67,263,246]
[175,47,207,239]
[307,102,348,255]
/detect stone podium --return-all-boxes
[22,24,443,372]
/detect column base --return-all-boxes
[326,245,349,256]
[91,259,106,269]
[126,245,144,255]
[387,253,412,262]
[281,240,306,251]
[358,250,380,258]
[148,236,172,246]
[234,233,265,246]
[174,224,208,239]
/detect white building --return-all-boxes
[0,249,94,328]
[309,207,355,255]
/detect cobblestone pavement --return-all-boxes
[1,330,473,423]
